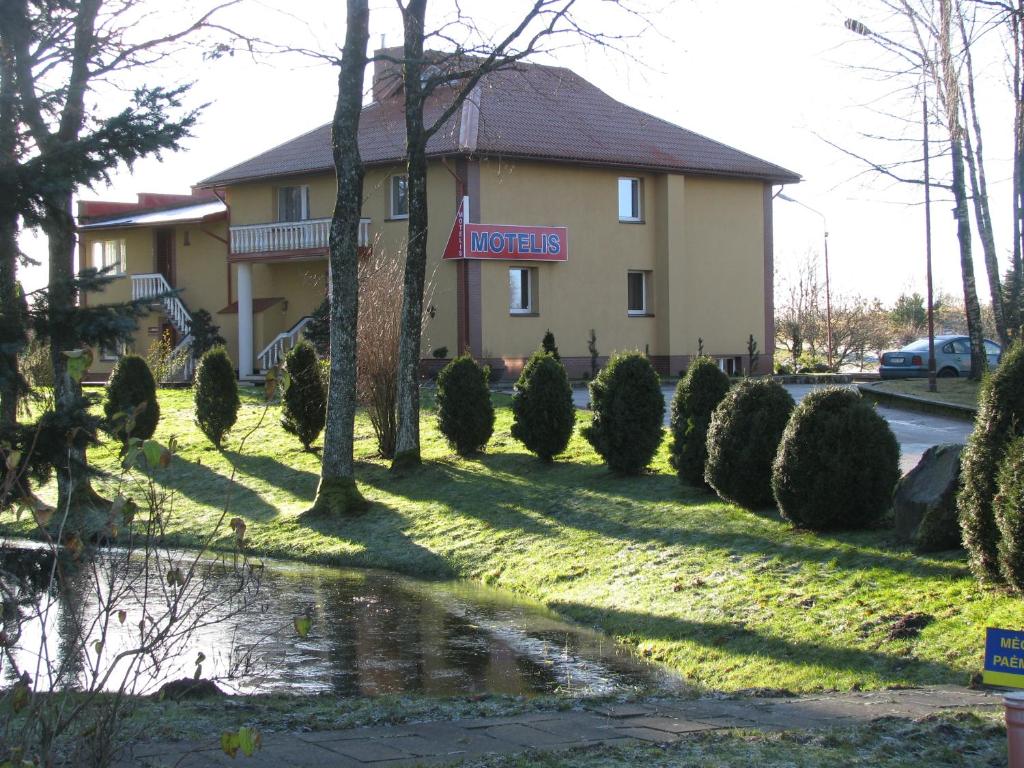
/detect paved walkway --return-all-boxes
[124,686,1002,767]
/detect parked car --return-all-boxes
[879,335,1001,379]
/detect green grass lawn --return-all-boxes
[871,378,980,408]
[7,387,1021,695]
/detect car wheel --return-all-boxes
[937,367,959,378]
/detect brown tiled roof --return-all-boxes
[198,59,799,187]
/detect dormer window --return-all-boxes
[277,185,309,222]
[390,174,409,219]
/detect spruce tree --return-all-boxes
[511,350,574,461]
[541,330,560,360]
[669,357,730,486]
[104,354,160,445]
[436,356,494,456]
[281,341,326,450]
[194,347,239,449]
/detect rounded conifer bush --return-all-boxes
[281,340,326,450]
[705,378,794,508]
[103,354,160,444]
[436,355,494,456]
[994,437,1024,593]
[669,357,731,487]
[511,350,575,461]
[581,352,664,474]
[959,341,1024,582]
[772,387,899,530]
[194,346,239,448]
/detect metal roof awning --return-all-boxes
[77,200,226,230]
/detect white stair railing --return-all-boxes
[131,273,192,336]
[257,315,314,372]
[166,334,195,383]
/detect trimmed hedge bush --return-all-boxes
[995,437,1024,592]
[772,387,899,530]
[511,350,575,461]
[194,346,239,448]
[436,355,494,456]
[581,352,664,474]
[669,357,731,486]
[705,378,794,508]
[103,354,160,444]
[281,340,326,450]
[959,341,1024,582]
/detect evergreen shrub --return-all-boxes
[705,378,794,508]
[281,340,326,450]
[511,350,575,461]
[959,342,1024,582]
[541,330,560,360]
[436,355,494,456]
[188,309,226,359]
[103,354,160,443]
[194,346,239,448]
[995,437,1024,592]
[669,357,730,486]
[772,387,899,530]
[581,352,664,474]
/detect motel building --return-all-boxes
[77,49,800,382]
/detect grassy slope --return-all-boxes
[872,378,980,408]
[10,388,1023,694]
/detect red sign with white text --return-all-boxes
[443,202,568,262]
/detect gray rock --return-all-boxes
[894,443,964,551]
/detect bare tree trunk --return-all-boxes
[942,0,987,378]
[391,0,429,472]
[306,0,369,516]
[1012,0,1024,336]
[957,3,1006,345]
[0,43,21,429]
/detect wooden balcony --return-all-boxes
[229,218,371,260]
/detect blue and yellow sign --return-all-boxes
[984,627,1024,687]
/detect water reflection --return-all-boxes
[1,542,680,697]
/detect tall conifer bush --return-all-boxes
[669,357,730,486]
[103,354,159,445]
[582,352,664,474]
[511,350,575,461]
[281,340,326,450]
[436,356,494,456]
[194,347,239,449]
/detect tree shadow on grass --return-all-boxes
[361,454,968,582]
[547,600,963,689]
[221,451,320,500]
[153,455,280,522]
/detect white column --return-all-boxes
[237,262,254,377]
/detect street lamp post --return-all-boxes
[845,18,937,392]
[778,194,833,370]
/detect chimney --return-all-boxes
[372,46,404,102]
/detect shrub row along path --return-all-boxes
[124,686,1000,766]
[571,383,973,472]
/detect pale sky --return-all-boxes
[21,0,1019,309]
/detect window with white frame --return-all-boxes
[277,185,310,222]
[100,341,125,362]
[390,174,409,219]
[509,267,536,314]
[627,270,650,315]
[92,238,126,274]
[618,177,642,222]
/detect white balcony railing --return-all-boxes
[230,218,371,256]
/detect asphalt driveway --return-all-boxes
[571,383,973,474]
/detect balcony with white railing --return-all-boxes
[230,218,371,257]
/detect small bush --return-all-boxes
[581,352,664,474]
[194,347,239,448]
[959,341,1024,582]
[705,378,794,508]
[103,354,160,444]
[436,356,494,456]
[995,438,1024,592]
[511,350,575,461]
[669,357,731,487]
[541,330,560,361]
[188,309,226,360]
[281,341,326,450]
[772,387,899,530]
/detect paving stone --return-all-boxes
[612,726,682,744]
[326,739,414,763]
[588,702,657,719]
[618,715,724,734]
[482,723,588,747]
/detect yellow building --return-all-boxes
[80,51,799,381]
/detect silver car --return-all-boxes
[879,335,1001,379]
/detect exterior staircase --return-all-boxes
[257,315,314,372]
[131,273,195,382]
